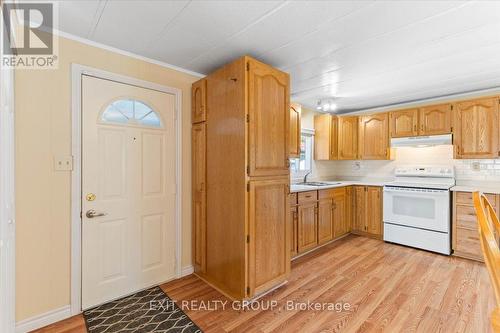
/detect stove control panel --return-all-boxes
[394,166,454,178]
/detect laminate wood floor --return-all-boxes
[32,235,495,332]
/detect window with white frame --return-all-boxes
[290,129,314,175]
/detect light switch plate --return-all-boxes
[54,155,73,171]
[471,161,480,171]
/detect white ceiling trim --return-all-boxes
[53,28,205,78]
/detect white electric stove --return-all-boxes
[383,166,455,255]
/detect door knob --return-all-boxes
[86,209,107,218]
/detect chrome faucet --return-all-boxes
[303,171,312,183]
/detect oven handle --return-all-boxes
[383,187,449,195]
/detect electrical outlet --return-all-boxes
[353,161,361,170]
[471,161,480,171]
[54,155,73,171]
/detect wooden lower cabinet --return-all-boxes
[366,187,382,236]
[293,187,354,257]
[318,192,334,245]
[298,200,318,253]
[353,186,366,233]
[248,178,290,296]
[333,188,349,238]
[289,193,298,257]
[453,191,499,261]
[352,186,383,238]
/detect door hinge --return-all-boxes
[451,105,454,110]
[246,165,250,174]
[80,211,82,218]
[246,114,250,122]
[246,286,250,294]
[246,62,250,71]
[246,235,250,243]
[246,182,250,192]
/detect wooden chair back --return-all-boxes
[473,191,500,332]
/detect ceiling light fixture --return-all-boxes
[316,99,336,113]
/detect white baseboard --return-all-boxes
[15,305,71,333]
[181,265,194,277]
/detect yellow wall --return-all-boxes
[15,36,200,321]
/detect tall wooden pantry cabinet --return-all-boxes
[191,56,291,300]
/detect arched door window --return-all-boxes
[101,99,162,128]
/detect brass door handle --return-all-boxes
[86,209,107,218]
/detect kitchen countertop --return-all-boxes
[451,181,500,194]
[290,178,391,193]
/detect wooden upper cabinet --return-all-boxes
[192,123,206,273]
[289,103,301,158]
[358,113,390,160]
[314,114,337,160]
[192,79,206,124]
[419,103,452,135]
[454,97,499,159]
[390,108,418,138]
[248,59,290,176]
[338,116,358,160]
[248,177,290,296]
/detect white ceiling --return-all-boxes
[56,0,500,113]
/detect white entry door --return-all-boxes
[81,75,177,309]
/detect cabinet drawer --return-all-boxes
[455,191,497,207]
[298,191,318,204]
[319,187,345,199]
[289,193,298,205]
[455,227,482,259]
[455,205,478,229]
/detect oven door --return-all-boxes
[383,186,450,232]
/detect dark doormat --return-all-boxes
[83,286,202,333]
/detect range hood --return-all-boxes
[390,134,452,148]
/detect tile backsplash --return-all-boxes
[314,145,500,181]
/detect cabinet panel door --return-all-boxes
[248,178,290,296]
[346,186,353,233]
[248,60,290,176]
[191,79,206,124]
[338,116,358,160]
[289,103,301,158]
[353,186,366,232]
[290,206,298,257]
[318,198,333,244]
[314,114,337,160]
[366,187,382,237]
[298,202,318,253]
[333,189,348,238]
[454,97,499,159]
[390,109,418,138]
[419,103,452,136]
[359,113,389,160]
[192,123,206,273]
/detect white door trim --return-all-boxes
[0,46,16,333]
[70,64,183,316]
